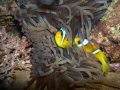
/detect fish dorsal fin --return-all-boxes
[60,28,66,43]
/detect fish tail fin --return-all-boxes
[103,62,110,73]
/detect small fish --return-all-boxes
[12,74,16,79]
[74,38,110,73]
[39,0,60,6]
[55,28,70,48]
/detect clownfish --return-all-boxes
[39,0,60,6]
[55,28,71,48]
[74,38,110,73]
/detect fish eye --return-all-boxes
[78,40,81,44]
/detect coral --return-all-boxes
[0,14,22,37]
[0,26,32,87]
[0,0,11,15]
[89,0,120,61]
[110,63,120,72]
[0,15,14,26]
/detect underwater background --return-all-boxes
[0,0,120,90]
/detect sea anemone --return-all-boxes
[10,0,109,41]
[6,0,120,89]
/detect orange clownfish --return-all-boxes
[55,28,71,48]
[74,38,110,73]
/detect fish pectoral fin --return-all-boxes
[63,44,69,48]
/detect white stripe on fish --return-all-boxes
[60,28,66,43]
[77,39,89,47]
[92,49,100,54]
